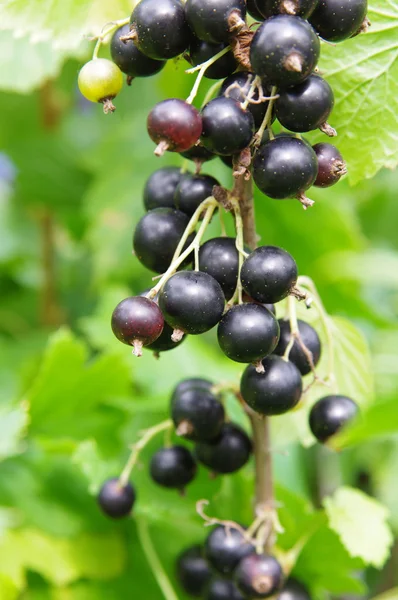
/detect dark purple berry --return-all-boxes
[241,246,298,304]
[185,0,247,44]
[195,423,252,474]
[278,578,311,600]
[110,24,166,78]
[199,237,240,300]
[189,38,237,79]
[173,378,214,396]
[205,524,254,575]
[111,296,164,356]
[171,383,225,441]
[174,173,220,217]
[256,0,318,19]
[181,145,216,165]
[247,0,265,20]
[274,319,321,376]
[139,290,186,353]
[98,478,136,519]
[309,0,368,42]
[309,395,359,443]
[205,578,246,600]
[219,72,274,128]
[201,97,255,156]
[150,446,197,489]
[235,553,284,598]
[313,143,347,188]
[177,546,212,596]
[147,99,203,155]
[143,167,185,211]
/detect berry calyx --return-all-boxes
[97,478,136,519]
[174,173,220,217]
[111,296,164,356]
[201,97,255,156]
[150,445,197,489]
[199,237,240,300]
[171,382,225,441]
[110,24,166,80]
[313,143,347,188]
[177,546,212,596]
[188,38,237,80]
[143,167,185,211]
[185,0,247,44]
[234,552,284,598]
[78,58,123,113]
[274,319,321,375]
[278,578,311,600]
[147,99,203,155]
[195,423,252,474]
[205,524,254,575]
[309,0,368,42]
[256,0,318,19]
[205,578,246,600]
[309,395,359,443]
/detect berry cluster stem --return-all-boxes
[92,17,130,60]
[186,46,232,105]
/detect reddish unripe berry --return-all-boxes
[147,99,203,155]
[111,296,164,356]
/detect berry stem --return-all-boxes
[201,79,223,108]
[254,85,278,147]
[186,46,232,105]
[92,17,130,60]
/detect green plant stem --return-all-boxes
[201,79,223,107]
[92,17,130,59]
[254,85,278,146]
[186,46,231,104]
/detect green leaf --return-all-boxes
[71,440,118,495]
[0,403,29,461]
[0,575,19,600]
[324,486,393,568]
[372,588,398,600]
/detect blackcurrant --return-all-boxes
[174,173,220,217]
[219,72,274,128]
[195,423,252,474]
[143,167,185,211]
[150,445,197,489]
[159,271,225,336]
[309,0,368,42]
[189,38,237,80]
[276,75,335,134]
[278,578,311,600]
[240,246,298,304]
[133,208,194,273]
[147,99,203,155]
[110,25,166,79]
[173,377,214,396]
[250,15,320,87]
[217,304,280,364]
[130,0,191,60]
[247,0,265,20]
[181,145,216,167]
[243,293,276,316]
[205,578,246,600]
[313,143,347,188]
[185,0,247,44]
[78,59,123,113]
[139,290,186,353]
[111,296,164,356]
[256,0,318,19]
[171,383,225,441]
[205,524,254,575]
[201,97,255,156]
[240,355,303,415]
[199,237,240,300]
[253,137,318,205]
[234,553,284,598]
[309,395,359,443]
[98,478,136,519]
[177,546,212,596]
[274,319,321,376]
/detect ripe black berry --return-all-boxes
[309,395,359,443]
[189,38,237,80]
[133,208,194,273]
[257,0,318,19]
[199,237,239,300]
[110,25,166,79]
[143,167,185,211]
[159,271,225,335]
[276,75,335,134]
[241,246,298,304]
[130,0,191,60]
[147,99,203,155]
[201,97,255,156]
[234,553,284,598]
[111,296,164,356]
[278,578,311,600]
[240,355,303,415]
[185,0,247,44]
[98,478,136,519]
[150,446,197,489]
[205,578,246,600]
[174,173,220,217]
[217,304,280,364]
[177,546,212,596]
[313,143,347,188]
[250,15,320,87]
[274,319,321,375]
[205,524,254,575]
[173,377,213,396]
[195,423,252,474]
[247,0,265,20]
[140,290,186,353]
[309,0,368,42]
[171,383,225,441]
[220,72,274,128]
[253,137,318,205]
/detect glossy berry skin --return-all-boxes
[199,237,239,300]
[235,553,284,598]
[185,0,247,44]
[181,145,216,164]
[173,378,214,396]
[171,384,225,441]
[110,25,166,77]
[309,395,359,443]
[313,143,347,188]
[257,0,318,19]
[240,355,303,415]
[220,72,273,128]
[98,478,136,519]
[276,75,334,133]
[253,137,318,200]
[133,208,194,273]
[218,304,280,364]
[275,319,321,376]
[241,246,298,304]
[143,167,184,211]
[205,524,254,575]
[205,578,246,600]
[174,174,220,217]
[201,97,255,156]
[131,0,191,60]
[139,290,186,353]
[309,0,368,42]
[147,99,202,153]
[177,546,212,596]
[195,423,252,474]
[78,59,123,103]
[247,0,265,20]
[159,271,225,335]
[278,578,311,600]
[189,38,237,80]
[111,296,164,348]
[150,446,197,489]
[250,16,320,87]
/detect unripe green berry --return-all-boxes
[78,58,123,113]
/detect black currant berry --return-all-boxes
[143,167,185,211]
[150,446,197,489]
[195,423,252,474]
[205,578,246,600]
[111,296,164,356]
[243,293,276,316]
[220,72,274,128]
[185,0,247,44]
[133,208,194,273]
[174,173,220,217]
[250,15,320,87]
[309,395,359,443]
[313,143,347,188]
[201,97,255,156]
[253,137,318,206]
[247,0,265,20]
[159,271,225,336]
[276,75,335,134]
[274,319,321,376]
[278,578,311,600]
[309,0,368,42]
[147,99,203,155]
[98,478,136,519]
[177,546,212,596]
[199,237,239,300]
[205,524,254,575]
[171,383,225,441]
[173,377,214,396]
[140,290,186,353]
[241,246,298,304]
[110,25,166,79]
[240,355,303,415]
[218,304,280,364]
[235,553,284,598]
[257,0,318,19]
[189,38,237,79]
[181,144,216,167]
[130,0,191,60]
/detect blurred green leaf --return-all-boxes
[0,403,29,461]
